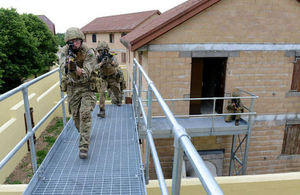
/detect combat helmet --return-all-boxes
[232,89,240,97]
[64,27,85,43]
[97,41,109,52]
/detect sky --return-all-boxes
[1,0,187,33]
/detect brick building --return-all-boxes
[121,0,300,178]
[81,10,160,65]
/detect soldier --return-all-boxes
[95,41,124,118]
[59,27,97,159]
[108,67,126,105]
[225,89,244,126]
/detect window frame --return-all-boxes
[121,52,126,63]
[291,57,300,92]
[92,34,96,43]
[109,33,114,43]
[281,124,300,155]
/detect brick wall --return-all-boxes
[137,0,300,178]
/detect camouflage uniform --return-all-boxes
[225,89,244,126]
[109,67,126,104]
[59,27,97,159]
[95,41,124,118]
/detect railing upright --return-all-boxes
[58,70,67,127]
[144,84,152,184]
[171,131,184,195]
[22,87,38,173]
[137,69,142,132]
[133,63,137,122]
[242,95,256,174]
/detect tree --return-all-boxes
[0,8,40,93]
[0,9,59,93]
[21,13,58,76]
[56,33,65,47]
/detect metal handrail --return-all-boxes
[0,68,67,173]
[132,59,224,195]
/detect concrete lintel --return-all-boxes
[137,45,148,52]
[192,51,240,57]
[285,51,300,57]
[148,43,300,52]
[179,51,191,57]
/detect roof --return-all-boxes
[81,10,161,34]
[37,15,56,35]
[120,0,221,51]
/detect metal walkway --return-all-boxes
[24,104,146,195]
[139,117,248,138]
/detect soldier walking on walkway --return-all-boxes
[95,41,125,118]
[59,27,97,159]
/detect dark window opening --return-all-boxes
[121,53,126,63]
[291,58,300,92]
[189,58,227,115]
[109,33,114,43]
[282,124,300,155]
[92,34,96,43]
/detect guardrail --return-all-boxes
[0,68,67,173]
[132,59,224,195]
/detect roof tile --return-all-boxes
[81,10,161,33]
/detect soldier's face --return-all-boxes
[70,39,82,50]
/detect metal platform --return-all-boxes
[24,104,146,195]
[139,116,249,138]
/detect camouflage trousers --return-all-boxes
[96,75,122,111]
[67,86,96,150]
[107,68,126,103]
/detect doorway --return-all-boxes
[189,57,227,115]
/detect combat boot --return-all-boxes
[111,99,118,105]
[235,120,239,126]
[97,108,105,118]
[79,148,88,159]
[117,101,121,107]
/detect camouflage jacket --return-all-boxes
[96,55,119,77]
[59,43,97,86]
[227,98,244,112]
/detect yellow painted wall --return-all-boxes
[147,172,300,195]
[1,172,300,195]
[0,71,66,184]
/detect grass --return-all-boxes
[96,92,111,101]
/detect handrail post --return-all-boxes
[212,98,216,134]
[58,70,67,126]
[22,87,38,173]
[133,63,137,117]
[145,84,153,184]
[242,96,255,174]
[137,69,142,132]
[171,134,184,195]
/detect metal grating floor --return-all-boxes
[24,104,146,195]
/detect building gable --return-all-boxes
[121,0,300,51]
[151,0,300,45]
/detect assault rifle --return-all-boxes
[97,50,113,64]
[65,41,77,74]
